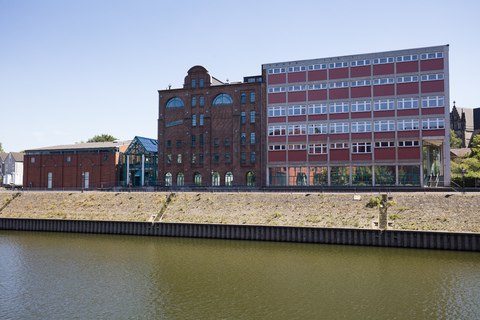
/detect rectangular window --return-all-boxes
[351,100,371,112]
[250,152,255,163]
[330,143,349,149]
[191,79,196,88]
[329,62,348,69]
[398,140,420,147]
[250,92,255,103]
[374,99,394,111]
[177,154,182,164]
[191,154,196,164]
[176,140,182,148]
[214,138,219,146]
[288,144,306,150]
[308,123,327,134]
[241,111,246,124]
[199,96,204,107]
[373,57,394,64]
[329,122,349,134]
[268,68,286,74]
[199,134,204,146]
[199,79,204,88]
[373,78,394,85]
[240,153,246,163]
[225,138,230,146]
[269,145,286,151]
[214,153,219,163]
[250,111,255,123]
[191,135,196,147]
[166,154,171,165]
[329,102,349,113]
[374,120,395,132]
[308,83,327,90]
[191,114,196,126]
[192,97,196,107]
[352,142,372,153]
[329,82,349,88]
[199,153,204,164]
[396,55,418,62]
[241,93,246,104]
[240,133,246,145]
[351,121,371,133]
[250,132,255,145]
[351,59,371,66]
[66,156,71,163]
[199,114,204,126]
[31,157,35,163]
[397,119,419,131]
[308,144,327,154]
[225,153,231,164]
[420,52,443,60]
[268,106,286,117]
[288,85,306,92]
[375,141,395,147]
[288,105,306,116]
[308,104,327,115]
[167,140,171,148]
[397,76,418,83]
[422,96,444,108]
[397,98,419,109]
[350,80,371,87]
[288,124,306,135]
[308,64,327,70]
[268,87,286,93]
[422,118,445,130]
[421,73,444,81]
[268,125,286,136]
[288,66,306,72]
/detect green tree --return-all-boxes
[0,142,4,152]
[470,134,480,160]
[87,134,117,143]
[450,129,462,148]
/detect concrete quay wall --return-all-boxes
[1,218,478,252]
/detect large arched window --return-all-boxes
[194,172,202,186]
[225,172,233,186]
[212,172,220,186]
[166,97,184,109]
[247,172,255,187]
[212,94,233,106]
[176,172,184,186]
[165,173,172,186]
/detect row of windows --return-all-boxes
[168,133,256,148]
[268,52,444,73]
[268,118,444,135]
[167,92,256,109]
[269,140,420,154]
[191,78,205,88]
[165,171,256,187]
[268,96,444,116]
[166,152,256,164]
[191,111,256,127]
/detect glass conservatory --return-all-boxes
[119,136,158,187]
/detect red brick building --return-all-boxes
[158,66,264,187]
[23,141,130,189]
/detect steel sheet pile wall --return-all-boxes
[0,218,478,251]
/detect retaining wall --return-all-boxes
[1,218,478,251]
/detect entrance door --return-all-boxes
[423,145,442,187]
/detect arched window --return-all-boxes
[194,172,202,186]
[212,172,220,186]
[246,172,255,187]
[166,97,184,109]
[165,173,172,186]
[176,172,184,186]
[225,172,233,186]
[212,94,233,106]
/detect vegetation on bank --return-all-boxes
[0,191,479,233]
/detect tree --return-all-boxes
[470,134,480,160]
[0,142,4,152]
[450,129,462,148]
[87,134,117,143]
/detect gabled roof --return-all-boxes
[25,140,132,153]
[10,152,24,162]
[0,153,7,162]
[124,136,158,155]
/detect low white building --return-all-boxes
[2,152,24,188]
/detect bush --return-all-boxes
[367,197,381,208]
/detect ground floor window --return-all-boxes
[165,173,172,186]
[269,167,287,186]
[375,166,395,186]
[399,165,421,186]
[352,166,373,186]
[177,172,184,186]
[289,167,307,186]
[225,172,233,186]
[212,172,220,186]
[309,167,328,186]
[194,172,202,186]
[246,172,255,186]
[330,166,350,186]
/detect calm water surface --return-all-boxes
[0,231,479,319]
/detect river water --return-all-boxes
[0,231,479,319]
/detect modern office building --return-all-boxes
[157,66,264,187]
[263,45,450,187]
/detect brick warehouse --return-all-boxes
[263,45,450,187]
[158,66,264,187]
[23,141,130,189]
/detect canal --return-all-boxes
[1,231,479,319]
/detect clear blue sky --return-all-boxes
[1,0,479,152]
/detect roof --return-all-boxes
[450,148,471,159]
[25,140,132,153]
[0,153,7,162]
[123,136,158,155]
[10,152,24,162]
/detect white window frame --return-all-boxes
[350,80,371,87]
[397,76,418,83]
[288,85,306,92]
[329,62,348,69]
[308,64,327,70]
[374,99,394,111]
[288,105,306,116]
[374,120,395,132]
[421,73,444,81]
[269,145,286,151]
[288,124,306,135]
[288,144,306,150]
[420,52,443,60]
[422,118,445,130]
[352,142,372,153]
[351,100,371,112]
[308,144,328,154]
[329,82,349,89]
[375,141,395,148]
[422,96,444,108]
[268,125,286,136]
[330,143,349,149]
[373,78,394,85]
[268,87,286,93]
[308,83,327,90]
[397,119,419,131]
[351,121,372,133]
[308,123,327,134]
[398,140,420,147]
[268,106,286,117]
[373,57,394,64]
[329,122,349,134]
[308,104,327,115]
[288,66,306,72]
[397,98,419,109]
[396,55,418,62]
[329,102,349,114]
[350,59,371,67]
[268,68,286,74]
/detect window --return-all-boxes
[103,155,108,161]
[250,152,255,163]
[194,172,202,186]
[422,118,445,130]
[165,173,172,186]
[329,102,349,113]
[397,119,419,131]
[199,79,204,88]
[166,120,183,127]
[329,82,349,88]
[269,145,286,151]
[166,154,172,165]
[166,140,171,148]
[351,100,371,112]
[240,111,246,124]
[351,121,371,133]
[31,157,35,163]
[199,153,204,164]
[373,57,394,64]
[351,59,371,66]
[420,52,443,60]
[288,144,306,150]
[165,97,184,109]
[212,94,233,105]
[177,154,182,164]
[191,79,196,88]
[288,105,306,116]
[308,104,327,115]
[225,138,230,146]
[191,135,196,147]
[350,80,371,87]
[422,96,444,108]
[177,173,184,186]
[66,156,71,163]
[308,144,327,154]
[192,97,196,107]
[421,74,444,81]
[250,92,255,103]
[398,140,420,147]
[288,124,306,135]
[330,143,349,149]
[269,106,286,117]
[374,99,394,111]
[352,142,372,153]
[225,153,231,164]
[288,66,306,72]
[241,93,246,104]
[288,85,306,92]
[268,87,286,93]
[268,68,286,74]
[225,172,233,186]
[199,134,204,146]
[191,154,196,164]
[176,140,182,148]
[329,62,348,69]
[375,141,395,147]
[214,138,219,146]
[268,125,286,136]
[373,78,394,85]
[397,76,418,83]
[329,122,349,134]
[199,114,204,126]
[374,120,395,132]
[240,153,246,163]
[308,123,327,134]
[308,83,327,90]
[396,55,418,62]
[191,114,196,126]
[397,98,418,109]
[250,132,255,145]
[214,153,219,163]
[240,133,246,145]
[199,96,204,107]
[250,111,255,123]
[308,64,327,70]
